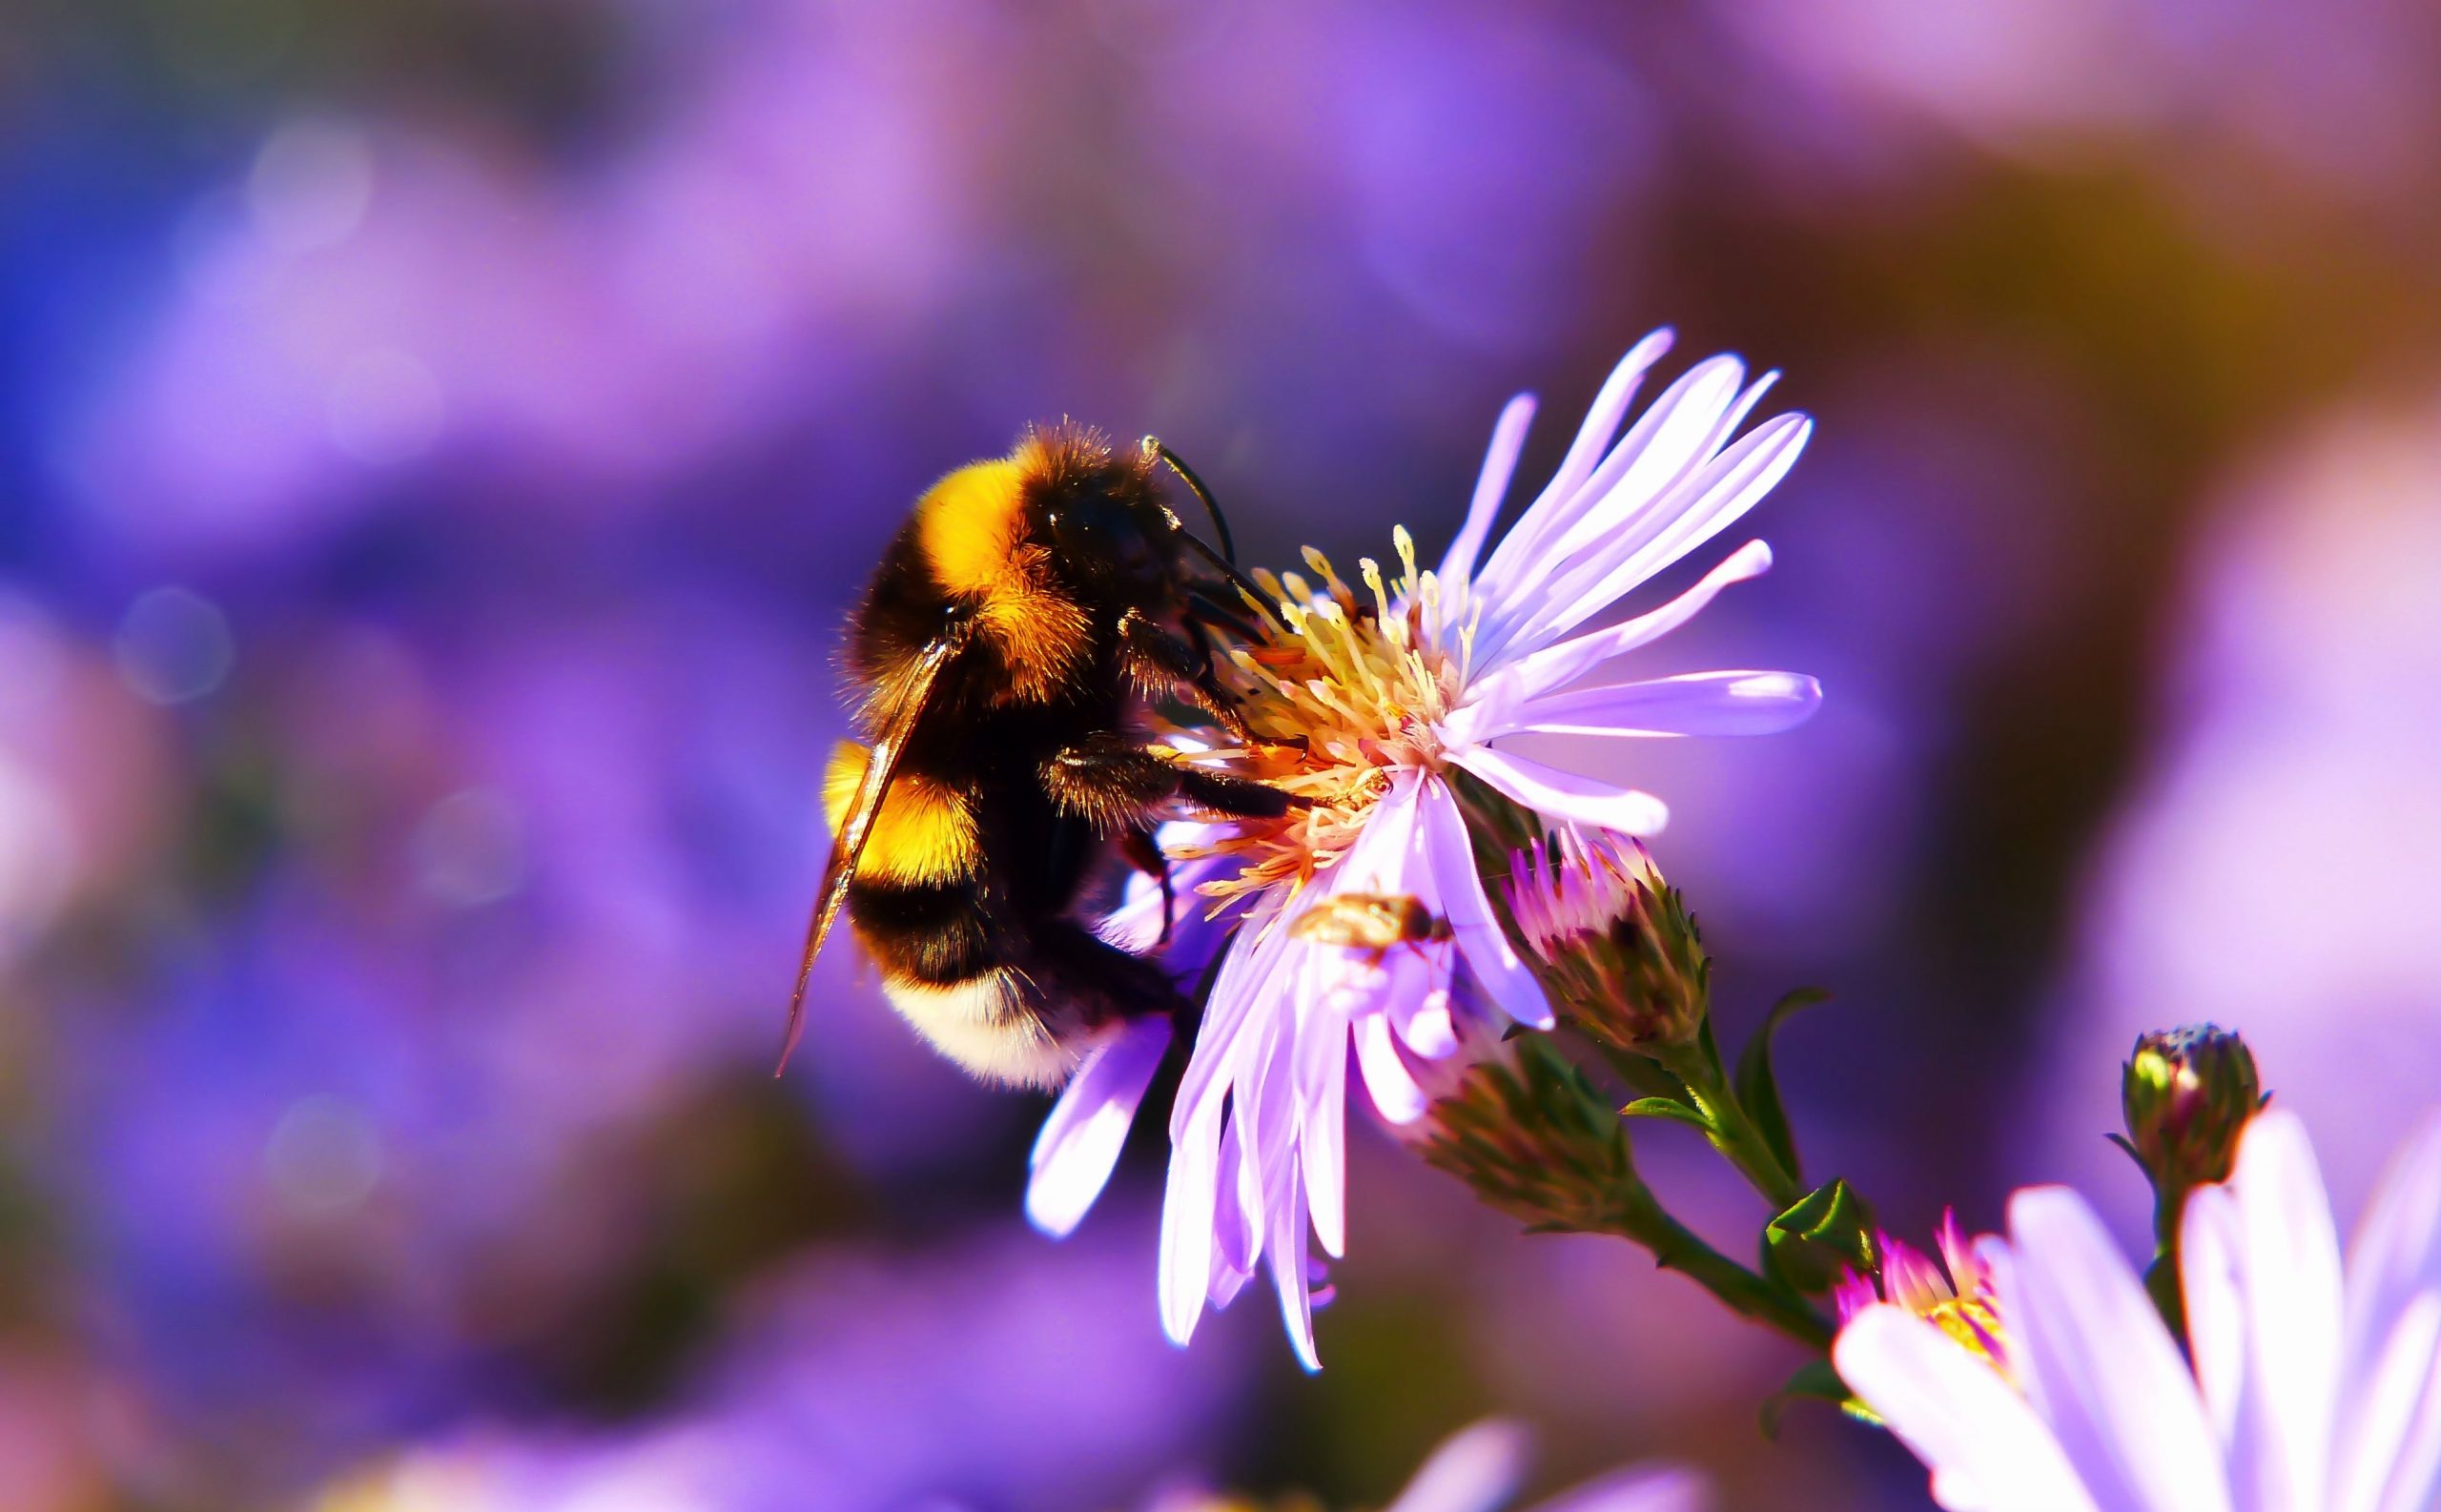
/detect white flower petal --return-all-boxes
[1384,1420,1531,1512]
[1448,745,1670,837]
[1206,1114,1255,1309]
[1834,1305,2102,1512]
[2226,1110,2344,1510]
[1525,1464,1712,1512]
[2002,1186,2230,1512]
[1508,671,1823,739]
[1024,1015,1172,1238]
[1415,775,1551,1028]
[1440,393,1539,589]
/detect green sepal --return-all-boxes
[1733,987,1831,1184]
[1763,1177,1878,1296]
[1620,1096,1712,1133]
[1759,1358,1855,1438]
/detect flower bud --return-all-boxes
[2121,1025,2265,1192]
[1503,828,1705,1054]
[1416,1034,1649,1236]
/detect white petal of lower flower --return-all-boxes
[1508,670,1823,739]
[2334,1294,2441,1512]
[2002,1186,2230,1512]
[1024,1015,1171,1238]
[1295,973,1351,1259]
[1835,1305,2103,1512]
[1449,745,1671,837]
[1385,1420,1531,1512]
[2181,1183,2251,1449]
[2343,1112,2441,1417]
[1535,357,1754,577]
[2227,1111,2345,1510]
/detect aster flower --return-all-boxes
[1831,1211,2013,1383]
[1038,332,1819,1365]
[1835,1107,2441,1512]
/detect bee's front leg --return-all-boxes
[1115,607,1250,742]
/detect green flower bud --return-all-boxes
[2122,1025,2265,1192]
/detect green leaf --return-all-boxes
[1763,1177,1878,1296]
[1733,987,1832,1184]
[1759,1359,1855,1438]
[1620,1096,1712,1133]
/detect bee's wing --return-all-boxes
[777,614,976,1074]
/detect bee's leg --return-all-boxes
[1118,823,1176,947]
[1030,917,1192,1021]
[1115,607,1249,741]
[1040,732,1302,832]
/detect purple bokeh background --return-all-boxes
[5,2,2440,1507]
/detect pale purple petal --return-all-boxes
[2181,1183,2250,1449]
[1834,1305,2103,1512]
[2335,1294,2441,1512]
[2001,1187,2229,1512]
[1440,394,1539,589]
[1159,1088,1228,1346]
[1534,356,1752,574]
[1171,896,1291,1138]
[2343,1113,2441,1413]
[1503,413,1812,660]
[1207,1114,1254,1309]
[1230,990,1297,1275]
[1353,1011,1426,1123]
[1296,1007,1350,1260]
[1384,1420,1531,1512]
[1415,775,1551,1028]
[2226,1110,2344,1510]
[1448,745,1670,837]
[1505,671,1823,739]
[1024,1015,1172,1238]
[1488,539,1774,706]
[1265,1164,1320,1371]
[2337,1113,2441,1512]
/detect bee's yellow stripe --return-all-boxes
[823,741,981,886]
[913,458,1089,703]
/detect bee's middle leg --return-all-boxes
[1040,731,1301,831]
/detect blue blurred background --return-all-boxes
[5,1,2440,1506]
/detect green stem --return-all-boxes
[1614,1181,1834,1352]
[1660,1043,1805,1211]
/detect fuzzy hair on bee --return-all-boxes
[783,422,1297,1088]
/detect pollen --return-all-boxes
[1167,531,1474,909]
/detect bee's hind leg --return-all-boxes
[1118,824,1176,947]
[1031,917,1192,1028]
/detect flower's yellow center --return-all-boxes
[1169,526,1477,909]
[1922,1293,2014,1383]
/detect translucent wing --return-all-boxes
[777,614,976,1073]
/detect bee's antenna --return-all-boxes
[1144,438,1239,565]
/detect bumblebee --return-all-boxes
[783,423,1296,1087]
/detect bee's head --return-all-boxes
[1016,423,1181,596]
